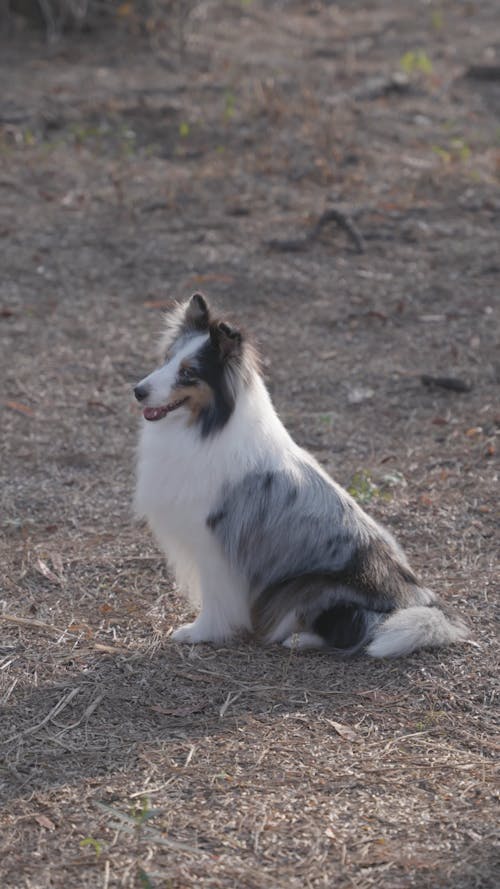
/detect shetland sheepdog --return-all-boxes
[134,293,468,657]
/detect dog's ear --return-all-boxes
[185,292,210,331]
[210,321,242,360]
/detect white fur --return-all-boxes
[139,333,208,410]
[135,369,297,642]
[366,606,469,658]
[265,611,299,643]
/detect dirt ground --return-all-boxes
[1,2,499,887]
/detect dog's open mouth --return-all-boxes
[143,398,188,421]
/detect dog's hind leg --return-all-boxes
[265,610,299,643]
[264,611,326,648]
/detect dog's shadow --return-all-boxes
[1,642,446,801]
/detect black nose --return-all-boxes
[134,384,149,402]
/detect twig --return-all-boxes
[103,859,110,889]
[219,690,243,718]
[465,65,500,81]
[421,375,471,393]
[87,400,115,413]
[129,780,176,799]
[0,615,127,654]
[140,202,169,214]
[266,207,365,254]
[382,729,432,755]
[1,614,65,635]
[93,642,128,654]
[2,687,80,745]
[184,744,196,767]
[52,695,103,733]
[1,678,19,705]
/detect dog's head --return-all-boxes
[134,294,252,437]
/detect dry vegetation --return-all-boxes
[1,2,499,887]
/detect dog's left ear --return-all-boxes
[185,292,210,331]
[210,321,242,360]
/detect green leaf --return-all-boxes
[137,868,155,889]
[400,50,433,75]
[347,470,379,505]
[80,837,103,857]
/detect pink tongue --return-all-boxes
[143,406,168,421]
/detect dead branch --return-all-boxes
[465,65,500,81]
[266,207,365,254]
[421,375,472,393]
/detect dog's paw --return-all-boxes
[171,621,232,644]
[170,613,241,644]
[171,623,204,644]
[282,632,326,650]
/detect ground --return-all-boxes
[0,2,499,887]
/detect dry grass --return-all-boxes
[1,2,499,887]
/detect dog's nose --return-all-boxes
[134,384,149,402]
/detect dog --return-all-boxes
[134,293,468,657]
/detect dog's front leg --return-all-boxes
[171,542,249,644]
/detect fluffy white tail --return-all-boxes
[366,606,469,658]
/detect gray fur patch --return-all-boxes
[208,455,428,640]
[210,459,358,587]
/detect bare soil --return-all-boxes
[1,3,499,887]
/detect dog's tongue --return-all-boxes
[143,406,169,421]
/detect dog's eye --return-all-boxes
[178,367,197,385]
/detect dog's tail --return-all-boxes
[366,605,469,658]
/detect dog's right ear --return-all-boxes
[209,321,242,361]
[184,292,210,331]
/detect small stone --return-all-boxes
[347,386,375,405]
